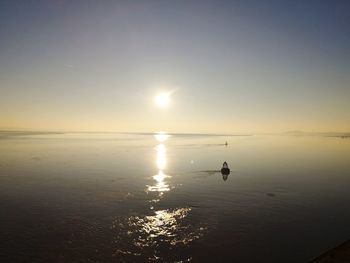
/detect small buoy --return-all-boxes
[221,161,230,175]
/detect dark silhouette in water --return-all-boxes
[225,141,228,146]
[221,162,230,181]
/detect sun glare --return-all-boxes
[155,92,170,108]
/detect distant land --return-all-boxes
[0,130,64,139]
[282,131,350,138]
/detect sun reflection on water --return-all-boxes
[112,207,207,260]
[156,144,166,170]
[154,131,170,142]
[112,132,207,261]
[146,133,172,196]
[135,208,191,239]
[147,170,170,193]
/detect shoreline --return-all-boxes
[309,240,350,262]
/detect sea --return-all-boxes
[0,132,349,262]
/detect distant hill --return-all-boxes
[283,131,350,138]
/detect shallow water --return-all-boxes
[0,132,349,262]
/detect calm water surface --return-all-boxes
[0,133,349,262]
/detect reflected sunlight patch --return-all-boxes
[138,208,191,239]
[146,171,171,193]
[111,207,207,261]
[154,131,170,142]
[156,144,167,170]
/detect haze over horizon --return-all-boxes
[1,1,350,133]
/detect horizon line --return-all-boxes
[1,129,350,136]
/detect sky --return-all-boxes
[0,0,349,133]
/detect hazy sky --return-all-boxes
[1,0,349,133]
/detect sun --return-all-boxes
[155,92,170,108]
